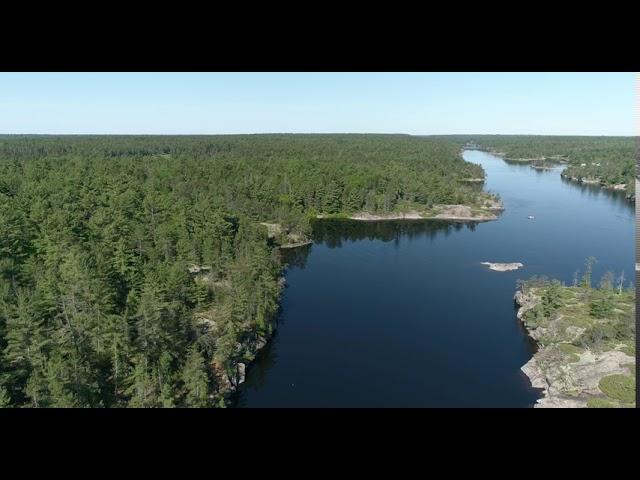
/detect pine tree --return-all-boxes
[45,353,77,408]
[0,385,10,407]
[126,355,159,408]
[182,346,210,407]
[25,367,49,408]
[157,351,175,407]
[589,289,615,319]
[541,280,562,317]
[580,256,597,289]
[4,288,51,387]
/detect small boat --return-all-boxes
[527,215,535,219]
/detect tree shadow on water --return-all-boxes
[311,218,480,249]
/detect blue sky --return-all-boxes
[0,73,635,135]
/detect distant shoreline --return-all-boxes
[466,146,634,202]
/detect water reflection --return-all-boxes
[559,176,632,210]
[279,243,313,270]
[236,149,633,408]
[311,218,479,249]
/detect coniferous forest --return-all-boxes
[0,134,485,407]
[1,134,634,408]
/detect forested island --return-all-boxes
[435,135,636,199]
[515,259,635,408]
[0,134,494,408]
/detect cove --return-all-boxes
[235,150,634,407]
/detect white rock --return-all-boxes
[237,363,246,385]
[481,262,524,272]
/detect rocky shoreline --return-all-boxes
[476,148,569,165]
[561,172,634,200]
[214,276,290,403]
[278,240,313,249]
[322,198,505,223]
[468,147,635,202]
[190,256,288,405]
[514,289,635,408]
[260,222,314,249]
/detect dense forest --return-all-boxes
[436,135,636,197]
[0,134,486,407]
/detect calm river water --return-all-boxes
[235,150,634,407]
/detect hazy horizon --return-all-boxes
[0,132,637,137]
[0,72,635,136]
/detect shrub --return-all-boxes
[558,343,582,363]
[588,289,615,319]
[598,374,635,403]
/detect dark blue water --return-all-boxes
[236,150,634,407]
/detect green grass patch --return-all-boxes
[557,308,594,329]
[599,374,635,403]
[619,345,635,356]
[558,343,582,354]
[558,343,582,363]
[559,289,577,301]
[586,397,618,408]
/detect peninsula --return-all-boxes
[514,267,635,408]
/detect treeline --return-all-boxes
[436,135,636,195]
[517,257,635,353]
[0,134,484,407]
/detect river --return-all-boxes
[235,149,635,407]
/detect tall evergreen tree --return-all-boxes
[182,346,210,407]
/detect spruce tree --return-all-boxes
[182,346,211,407]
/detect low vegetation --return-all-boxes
[598,374,635,404]
[517,258,635,408]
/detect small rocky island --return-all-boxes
[515,273,635,408]
[482,262,524,272]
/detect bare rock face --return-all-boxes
[565,326,586,342]
[515,288,635,408]
[254,336,268,351]
[259,222,282,238]
[194,309,219,333]
[188,264,212,274]
[216,362,248,391]
[212,360,233,392]
[433,204,499,221]
[434,205,473,218]
[527,350,635,408]
[580,178,601,185]
[481,262,524,272]
[349,211,424,221]
[522,356,547,390]
[514,290,539,320]
[535,396,587,408]
[278,240,313,249]
[237,363,246,385]
[482,198,505,211]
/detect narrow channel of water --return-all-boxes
[236,150,634,407]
